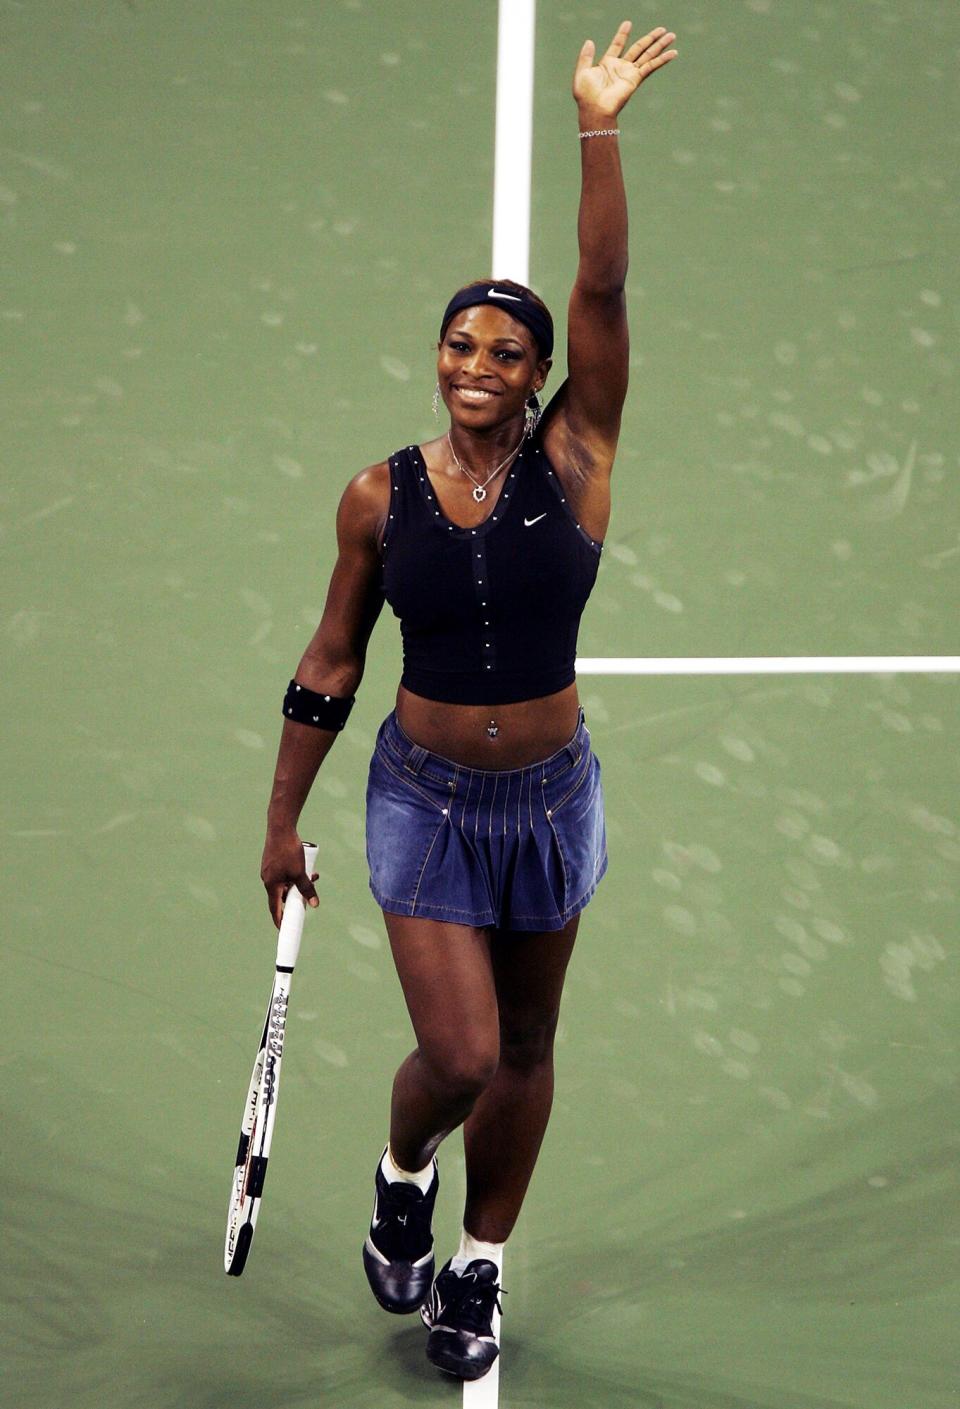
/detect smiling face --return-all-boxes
[437,304,551,430]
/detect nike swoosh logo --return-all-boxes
[524,513,547,526]
[488,287,522,301]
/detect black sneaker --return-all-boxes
[420,1258,504,1381]
[362,1148,438,1314]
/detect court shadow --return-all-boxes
[504,1355,859,1409]
[2,1066,455,1408]
[504,1091,958,1407]
[538,1090,960,1309]
[379,1324,462,1398]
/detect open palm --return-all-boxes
[573,20,678,117]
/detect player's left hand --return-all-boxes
[573,20,678,117]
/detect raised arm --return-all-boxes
[549,21,678,473]
[260,463,389,926]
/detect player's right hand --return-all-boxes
[260,827,320,929]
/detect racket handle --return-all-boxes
[276,841,319,971]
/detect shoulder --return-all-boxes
[336,458,392,550]
[342,457,392,508]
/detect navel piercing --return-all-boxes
[487,719,499,738]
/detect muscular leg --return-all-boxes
[382,912,501,1172]
[462,913,580,1242]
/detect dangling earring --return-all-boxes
[524,391,542,436]
[432,382,441,420]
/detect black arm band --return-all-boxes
[283,679,356,731]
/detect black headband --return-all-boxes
[440,282,553,360]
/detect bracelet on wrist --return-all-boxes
[579,127,620,140]
[283,679,356,731]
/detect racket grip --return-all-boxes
[276,841,319,971]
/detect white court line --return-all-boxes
[462,1253,502,1409]
[492,0,536,283]
[576,656,960,674]
[470,8,531,1405]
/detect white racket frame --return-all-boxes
[224,841,319,1275]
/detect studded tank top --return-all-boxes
[379,425,603,706]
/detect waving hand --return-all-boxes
[573,20,678,118]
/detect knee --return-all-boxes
[422,1039,500,1102]
[499,1012,559,1075]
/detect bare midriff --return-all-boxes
[395,680,582,770]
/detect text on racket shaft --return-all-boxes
[263,991,288,1107]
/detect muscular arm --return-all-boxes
[547,22,678,475]
[260,461,390,925]
[563,111,630,456]
[293,466,388,698]
[265,462,389,831]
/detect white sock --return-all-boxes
[450,1227,504,1276]
[381,1143,435,1195]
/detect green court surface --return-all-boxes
[2,3,958,1408]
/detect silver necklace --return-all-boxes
[447,431,525,502]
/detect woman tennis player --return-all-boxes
[260,20,677,1382]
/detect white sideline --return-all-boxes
[575,656,960,675]
[461,1252,503,1409]
[492,0,536,284]
[471,9,531,1403]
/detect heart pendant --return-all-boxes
[472,486,487,502]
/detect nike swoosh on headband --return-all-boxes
[487,288,523,301]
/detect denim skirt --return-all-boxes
[365,706,608,932]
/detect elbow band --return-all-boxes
[283,679,356,731]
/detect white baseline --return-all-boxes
[575,656,960,675]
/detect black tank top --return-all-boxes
[380,425,603,705]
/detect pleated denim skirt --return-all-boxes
[365,706,608,932]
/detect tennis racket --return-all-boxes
[224,840,319,1276]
